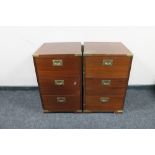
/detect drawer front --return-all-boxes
[84,96,124,112]
[39,77,80,95]
[85,78,127,96]
[85,56,132,78]
[35,56,81,77]
[86,87,126,96]
[42,95,81,112]
[85,78,128,88]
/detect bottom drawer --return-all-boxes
[42,95,81,112]
[84,96,125,112]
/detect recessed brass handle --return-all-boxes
[102,59,113,66]
[56,97,66,103]
[52,59,63,66]
[54,80,64,86]
[100,97,109,103]
[101,80,111,86]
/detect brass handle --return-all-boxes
[101,80,111,86]
[54,80,64,86]
[102,59,113,66]
[56,97,66,103]
[100,97,109,103]
[52,59,63,66]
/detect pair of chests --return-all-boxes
[33,42,132,113]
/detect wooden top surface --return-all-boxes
[33,42,81,56]
[84,42,132,56]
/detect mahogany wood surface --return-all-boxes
[84,96,124,112]
[83,42,133,112]
[39,77,80,95]
[34,42,81,56]
[85,56,132,78]
[86,85,126,96]
[33,42,82,112]
[35,56,81,77]
[42,95,81,112]
[84,42,132,56]
[33,42,132,113]
[85,78,128,88]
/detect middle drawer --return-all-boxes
[85,78,128,96]
[39,77,80,95]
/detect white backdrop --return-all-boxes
[0,26,155,86]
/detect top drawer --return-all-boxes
[34,55,81,77]
[84,56,132,78]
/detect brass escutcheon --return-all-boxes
[102,59,113,66]
[54,80,64,86]
[52,59,63,66]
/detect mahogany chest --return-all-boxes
[83,42,133,113]
[33,42,82,112]
[33,42,132,113]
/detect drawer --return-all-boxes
[84,96,124,112]
[42,95,81,112]
[85,78,127,96]
[85,87,126,96]
[84,56,132,78]
[39,77,81,95]
[34,56,81,77]
[85,78,128,88]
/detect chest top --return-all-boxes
[33,42,81,57]
[84,42,132,56]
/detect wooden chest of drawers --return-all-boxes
[33,42,132,113]
[33,42,82,112]
[83,42,133,113]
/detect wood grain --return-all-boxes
[33,42,82,112]
[86,86,126,96]
[42,95,81,112]
[85,78,128,88]
[33,42,81,56]
[84,95,124,112]
[84,42,132,56]
[35,56,81,77]
[85,56,132,78]
[83,42,133,112]
[39,77,80,95]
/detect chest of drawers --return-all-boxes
[33,42,133,113]
[33,42,82,112]
[83,42,133,113]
